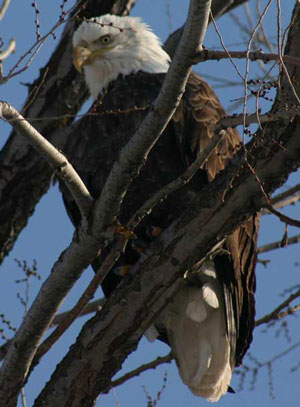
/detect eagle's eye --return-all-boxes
[99,34,113,46]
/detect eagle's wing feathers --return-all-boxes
[63,14,258,401]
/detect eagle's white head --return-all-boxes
[73,14,170,99]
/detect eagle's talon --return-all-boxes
[113,225,136,239]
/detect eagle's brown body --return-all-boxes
[61,70,258,398]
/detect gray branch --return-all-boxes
[0,1,212,404]
[92,0,212,237]
[31,3,300,406]
[0,0,136,265]
[0,102,93,219]
[192,49,300,67]
[34,109,300,407]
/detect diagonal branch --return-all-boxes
[255,287,300,327]
[0,0,136,265]
[265,203,300,228]
[0,0,10,20]
[32,5,300,403]
[92,0,212,237]
[0,39,16,61]
[34,113,300,407]
[0,1,212,405]
[0,102,93,219]
[106,352,173,393]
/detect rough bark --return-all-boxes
[0,0,136,265]
[33,119,300,407]
[33,4,300,405]
[0,0,246,265]
[164,0,248,56]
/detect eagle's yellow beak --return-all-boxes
[73,46,114,73]
[73,46,92,73]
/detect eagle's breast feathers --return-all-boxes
[61,14,258,402]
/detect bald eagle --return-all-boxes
[61,14,258,402]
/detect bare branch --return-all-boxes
[129,129,227,228]
[50,298,105,327]
[256,288,300,326]
[271,183,300,205]
[265,203,300,228]
[0,39,16,61]
[164,0,249,57]
[29,247,120,375]
[0,102,93,219]
[192,49,300,67]
[0,298,106,363]
[219,107,300,129]
[0,0,10,20]
[92,0,212,237]
[0,0,136,266]
[33,110,300,406]
[258,234,300,254]
[106,353,173,393]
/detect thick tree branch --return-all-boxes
[92,0,212,237]
[0,2,213,403]
[33,115,300,406]
[32,5,300,404]
[0,299,106,363]
[164,0,248,56]
[0,0,136,265]
[0,0,248,265]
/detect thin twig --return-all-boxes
[0,0,10,20]
[192,49,300,67]
[2,2,78,83]
[50,298,105,327]
[258,234,300,253]
[271,183,300,205]
[104,353,173,393]
[128,130,227,228]
[92,0,212,237]
[265,203,300,228]
[0,39,16,61]
[219,106,300,129]
[30,269,108,371]
[255,287,300,326]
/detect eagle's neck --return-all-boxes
[84,49,170,100]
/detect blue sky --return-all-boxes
[0,1,299,406]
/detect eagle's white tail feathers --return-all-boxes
[158,269,232,402]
